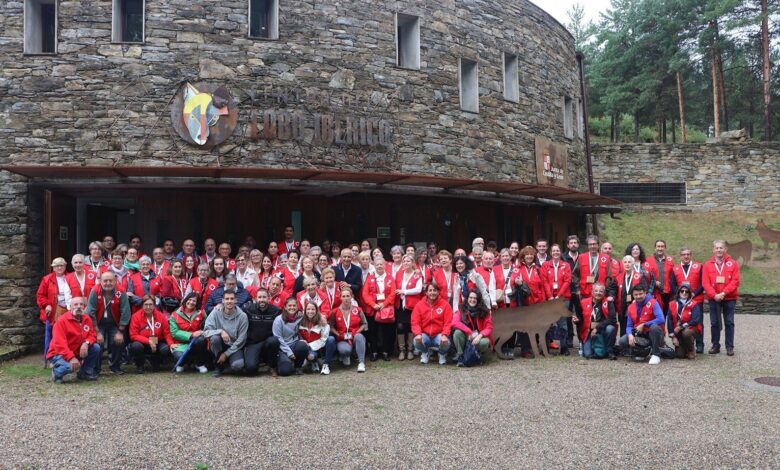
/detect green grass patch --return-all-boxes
[0,363,51,379]
[599,211,780,294]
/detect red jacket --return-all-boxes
[395,269,423,310]
[451,311,494,348]
[493,265,519,308]
[644,255,675,294]
[127,272,162,313]
[578,253,622,298]
[269,291,289,309]
[579,297,614,343]
[169,308,205,350]
[416,264,433,284]
[672,262,704,302]
[668,300,703,335]
[541,260,571,300]
[411,297,453,337]
[151,260,170,278]
[46,310,97,361]
[187,277,219,310]
[36,272,82,323]
[89,284,126,325]
[702,255,740,301]
[361,273,397,317]
[432,268,457,305]
[333,306,365,344]
[296,289,332,321]
[129,309,175,346]
[321,285,342,313]
[278,240,300,255]
[515,264,546,305]
[67,271,97,299]
[276,266,300,298]
[98,266,130,291]
[160,275,188,301]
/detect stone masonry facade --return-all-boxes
[0,1,586,349]
[592,143,780,212]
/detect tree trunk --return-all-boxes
[762,0,772,141]
[717,52,728,131]
[662,117,667,143]
[610,114,615,142]
[672,118,676,143]
[712,51,720,138]
[634,112,640,142]
[676,71,687,143]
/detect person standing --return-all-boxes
[644,240,675,311]
[334,248,363,298]
[670,247,705,353]
[278,225,300,256]
[702,240,740,356]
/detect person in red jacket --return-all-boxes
[668,283,703,359]
[451,291,493,367]
[37,257,83,362]
[126,256,161,314]
[276,251,301,298]
[411,283,453,365]
[702,240,740,356]
[361,258,397,362]
[46,297,101,383]
[296,276,331,321]
[160,260,187,313]
[278,225,300,255]
[541,244,573,354]
[575,283,617,360]
[185,263,219,311]
[128,295,175,373]
[493,249,518,308]
[432,250,456,306]
[331,288,368,373]
[670,247,705,353]
[67,254,97,300]
[395,254,423,360]
[643,240,675,310]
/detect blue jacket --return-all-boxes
[205,281,251,315]
[626,294,665,332]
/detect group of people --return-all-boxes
[38,227,740,383]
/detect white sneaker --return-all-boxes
[341,356,351,366]
[648,355,661,365]
[420,352,429,364]
[321,364,330,375]
[175,366,184,373]
[196,365,208,374]
[438,353,447,365]
[357,362,366,373]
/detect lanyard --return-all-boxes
[714,260,724,276]
[589,255,598,275]
[681,263,691,280]
[146,316,155,336]
[342,309,352,333]
[328,288,334,305]
[376,275,386,293]
[103,293,112,312]
[175,277,186,297]
[75,272,86,291]
[524,265,535,280]
[154,262,164,275]
[552,261,560,283]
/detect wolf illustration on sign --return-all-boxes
[756,219,780,251]
[182,83,230,146]
[491,298,572,359]
[725,240,752,266]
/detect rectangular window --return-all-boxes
[24,0,57,54]
[503,52,519,102]
[459,58,479,113]
[395,13,420,70]
[112,0,145,43]
[577,98,585,138]
[599,182,687,204]
[563,96,574,139]
[249,0,279,40]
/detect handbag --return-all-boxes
[161,297,180,313]
[462,340,481,367]
[375,305,395,324]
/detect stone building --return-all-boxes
[0,0,618,349]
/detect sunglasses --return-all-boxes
[679,289,691,293]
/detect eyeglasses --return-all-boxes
[679,289,691,294]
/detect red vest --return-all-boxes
[169,308,205,349]
[492,265,519,308]
[334,306,363,343]
[668,300,703,335]
[92,285,123,325]
[644,255,674,294]
[579,297,611,343]
[541,260,572,300]
[672,262,703,302]
[66,271,97,299]
[297,289,332,321]
[578,253,621,298]
[516,264,546,305]
[361,273,396,317]
[626,298,664,333]
[188,277,219,310]
[617,270,649,313]
[395,269,423,310]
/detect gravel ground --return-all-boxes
[0,314,778,469]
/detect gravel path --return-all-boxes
[0,314,778,469]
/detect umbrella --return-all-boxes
[172,338,197,372]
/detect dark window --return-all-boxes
[113,0,144,43]
[396,13,420,69]
[250,0,278,39]
[40,3,56,53]
[599,183,686,204]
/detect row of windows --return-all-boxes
[22,0,583,138]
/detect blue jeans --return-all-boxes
[49,344,101,380]
[97,319,125,373]
[323,336,337,365]
[43,320,53,364]
[583,324,616,358]
[414,333,450,355]
[710,299,736,349]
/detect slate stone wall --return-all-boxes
[0,0,586,350]
[592,143,780,211]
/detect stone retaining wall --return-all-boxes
[592,143,780,211]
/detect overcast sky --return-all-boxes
[530,0,612,28]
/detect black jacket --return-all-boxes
[242,301,281,344]
[334,263,362,297]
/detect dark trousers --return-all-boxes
[172,336,209,367]
[210,336,245,372]
[97,318,125,373]
[568,294,581,347]
[709,299,736,349]
[618,324,664,356]
[277,340,308,376]
[244,337,281,374]
[366,315,378,354]
[128,341,171,369]
[375,320,396,355]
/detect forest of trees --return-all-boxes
[569,0,780,143]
